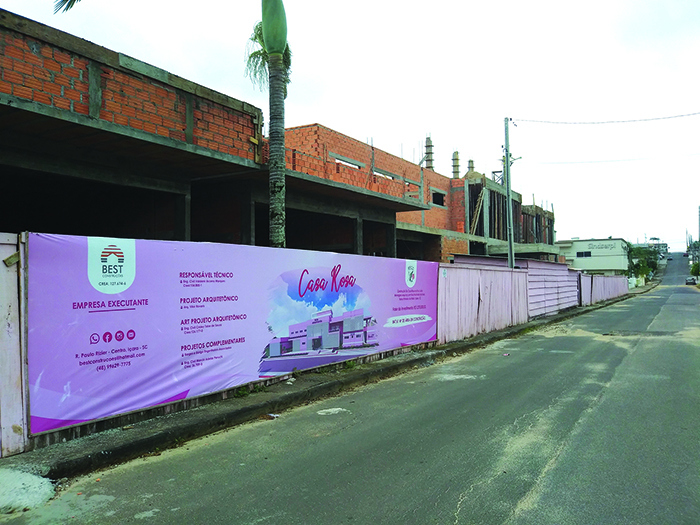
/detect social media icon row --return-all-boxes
[90,329,136,344]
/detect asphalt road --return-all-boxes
[5,256,699,525]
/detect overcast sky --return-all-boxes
[2,1,699,250]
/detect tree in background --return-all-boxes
[628,245,659,278]
[691,262,699,278]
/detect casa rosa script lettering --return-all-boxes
[298,265,357,298]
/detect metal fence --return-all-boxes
[437,264,528,344]
[592,274,629,303]
[0,240,632,458]
[439,256,630,344]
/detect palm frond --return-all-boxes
[245,49,269,90]
[245,22,268,90]
[54,0,82,14]
[244,21,292,98]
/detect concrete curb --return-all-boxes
[0,283,660,484]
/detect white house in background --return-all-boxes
[555,238,629,276]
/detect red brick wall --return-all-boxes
[1,33,90,114]
[192,99,257,158]
[422,170,452,230]
[285,124,424,200]
[1,24,259,161]
[395,169,453,230]
[286,125,461,235]
[101,68,184,138]
[449,179,466,233]
[440,233,470,262]
[397,211,422,227]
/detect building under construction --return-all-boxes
[0,8,559,265]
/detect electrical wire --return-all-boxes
[514,111,700,125]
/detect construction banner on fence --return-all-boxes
[27,233,438,433]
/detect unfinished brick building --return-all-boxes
[1,8,557,263]
[286,125,559,262]
[0,9,426,257]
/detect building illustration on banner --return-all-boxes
[259,308,378,376]
[260,264,378,376]
[26,234,438,433]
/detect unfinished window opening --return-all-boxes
[431,190,445,207]
[335,158,361,170]
[404,181,422,200]
[329,152,365,172]
[373,168,398,181]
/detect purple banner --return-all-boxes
[27,234,438,433]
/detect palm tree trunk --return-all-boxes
[268,53,286,248]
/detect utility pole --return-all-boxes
[504,118,516,269]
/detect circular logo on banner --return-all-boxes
[405,259,417,288]
[87,237,136,294]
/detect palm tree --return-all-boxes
[245,21,292,99]
[54,0,81,12]
[245,9,291,247]
[257,0,289,248]
[55,0,291,248]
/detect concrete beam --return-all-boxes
[0,145,190,195]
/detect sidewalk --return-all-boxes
[0,280,660,513]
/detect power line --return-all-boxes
[540,150,700,165]
[514,111,700,125]
[540,157,649,165]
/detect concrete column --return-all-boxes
[0,233,27,457]
[482,188,490,239]
[425,137,434,171]
[88,61,102,119]
[464,179,471,234]
[387,223,397,257]
[354,217,364,255]
[240,188,254,245]
[420,168,426,227]
[175,191,191,241]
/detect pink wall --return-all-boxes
[525,260,580,318]
[450,256,580,318]
[437,264,528,344]
[580,274,593,306]
[579,273,628,306]
[446,256,630,330]
[592,275,629,303]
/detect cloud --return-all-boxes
[266,281,319,336]
[266,273,372,337]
